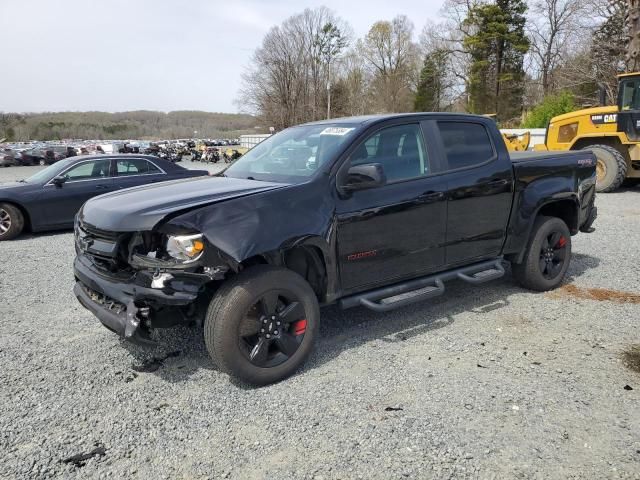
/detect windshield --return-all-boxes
[24,157,77,183]
[224,123,359,183]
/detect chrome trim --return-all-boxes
[44,156,166,186]
[114,157,167,176]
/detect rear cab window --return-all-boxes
[437,122,495,170]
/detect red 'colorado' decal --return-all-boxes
[347,250,377,261]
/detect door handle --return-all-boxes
[95,184,110,190]
[418,191,445,202]
[486,179,509,188]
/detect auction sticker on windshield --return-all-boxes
[320,127,355,136]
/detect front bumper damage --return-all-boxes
[73,255,210,344]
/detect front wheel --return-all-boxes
[512,216,571,291]
[204,266,320,386]
[0,203,25,241]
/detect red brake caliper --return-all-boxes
[556,236,567,248]
[292,319,307,336]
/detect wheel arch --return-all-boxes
[238,236,334,303]
[508,197,579,265]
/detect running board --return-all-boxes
[339,258,505,313]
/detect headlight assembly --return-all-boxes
[165,233,205,262]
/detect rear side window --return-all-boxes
[116,158,161,176]
[438,122,495,170]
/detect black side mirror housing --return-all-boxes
[52,176,66,187]
[343,163,386,192]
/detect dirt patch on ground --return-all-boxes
[548,284,640,304]
[622,345,640,374]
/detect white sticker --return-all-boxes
[320,127,355,136]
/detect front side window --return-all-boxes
[116,158,160,176]
[348,124,429,183]
[63,159,111,182]
[438,122,495,170]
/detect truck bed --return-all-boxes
[509,150,588,163]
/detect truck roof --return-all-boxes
[300,112,492,127]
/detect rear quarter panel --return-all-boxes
[503,151,596,259]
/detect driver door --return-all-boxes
[335,122,448,293]
[41,158,114,228]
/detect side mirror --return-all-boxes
[52,176,66,187]
[344,163,386,191]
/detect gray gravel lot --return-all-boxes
[0,161,639,479]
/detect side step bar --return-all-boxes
[339,258,505,313]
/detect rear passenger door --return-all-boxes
[436,120,514,265]
[113,157,167,189]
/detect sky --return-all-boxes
[0,0,445,113]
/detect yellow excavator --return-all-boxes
[534,72,640,192]
[502,131,531,152]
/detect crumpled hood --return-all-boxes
[80,175,287,231]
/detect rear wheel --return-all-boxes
[0,203,25,241]
[582,144,627,192]
[204,266,320,385]
[512,216,571,291]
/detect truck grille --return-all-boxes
[80,222,120,242]
[76,220,131,272]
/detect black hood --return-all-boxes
[80,175,286,231]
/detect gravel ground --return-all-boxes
[0,162,639,479]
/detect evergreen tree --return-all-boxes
[463,0,529,122]
[414,49,448,112]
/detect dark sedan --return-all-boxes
[0,154,209,240]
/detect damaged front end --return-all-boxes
[73,218,233,344]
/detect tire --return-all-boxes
[0,203,25,241]
[512,216,571,291]
[38,158,46,166]
[204,265,320,386]
[582,144,628,192]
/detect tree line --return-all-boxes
[238,0,634,128]
[0,111,258,142]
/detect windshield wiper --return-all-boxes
[18,179,27,183]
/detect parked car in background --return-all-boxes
[0,154,209,240]
[1,149,20,167]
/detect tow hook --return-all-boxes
[124,301,155,344]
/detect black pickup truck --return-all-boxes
[73,113,597,385]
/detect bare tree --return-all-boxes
[362,15,419,112]
[237,8,352,129]
[527,0,587,96]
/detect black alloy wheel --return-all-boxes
[239,291,308,368]
[539,231,568,280]
[512,215,572,291]
[204,265,320,385]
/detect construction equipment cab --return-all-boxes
[536,72,640,192]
